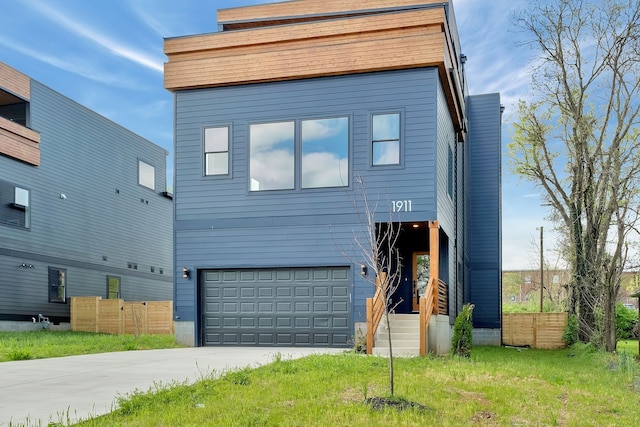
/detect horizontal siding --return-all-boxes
[0,80,172,319]
[467,93,502,328]
[174,68,443,323]
[217,0,449,23]
[175,69,438,223]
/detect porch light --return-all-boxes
[182,267,191,279]
[412,224,420,229]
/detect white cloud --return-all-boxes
[0,35,147,90]
[302,152,349,188]
[27,2,163,74]
[250,122,295,153]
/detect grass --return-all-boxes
[72,344,640,427]
[0,330,181,362]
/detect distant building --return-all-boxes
[165,0,502,349]
[0,62,173,329]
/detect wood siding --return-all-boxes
[217,0,450,27]
[164,1,466,138]
[0,116,40,165]
[0,62,30,100]
[467,93,502,328]
[0,78,172,322]
[0,63,40,165]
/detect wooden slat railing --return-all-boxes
[419,276,437,355]
[365,272,387,355]
[438,279,448,315]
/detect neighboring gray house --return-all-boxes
[165,0,502,350]
[0,62,173,329]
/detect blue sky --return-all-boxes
[0,0,554,270]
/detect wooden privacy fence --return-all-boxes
[70,296,173,335]
[502,312,568,349]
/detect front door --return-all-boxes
[412,252,430,312]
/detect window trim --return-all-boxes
[203,125,232,178]
[48,267,67,304]
[370,111,403,168]
[138,159,156,191]
[107,275,121,299]
[0,179,31,229]
[248,115,351,192]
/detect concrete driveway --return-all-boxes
[0,347,345,426]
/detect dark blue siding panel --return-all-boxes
[467,93,502,328]
[174,69,443,323]
[0,79,172,321]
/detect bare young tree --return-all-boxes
[349,176,403,395]
[509,0,640,350]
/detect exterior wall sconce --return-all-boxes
[360,264,367,276]
[182,267,191,279]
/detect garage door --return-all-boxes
[201,267,351,346]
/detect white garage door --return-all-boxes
[201,266,351,346]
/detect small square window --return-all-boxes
[204,126,230,176]
[372,113,401,166]
[138,160,155,190]
[14,187,29,207]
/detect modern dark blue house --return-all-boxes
[0,62,173,330]
[165,0,501,351]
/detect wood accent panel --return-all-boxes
[218,0,448,26]
[166,9,444,58]
[0,116,40,166]
[0,62,30,100]
[165,2,465,139]
[166,32,445,90]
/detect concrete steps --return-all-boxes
[372,313,421,357]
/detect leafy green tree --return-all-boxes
[510,0,640,351]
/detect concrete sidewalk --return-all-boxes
[0,347,345,426]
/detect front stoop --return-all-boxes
[372,313,421,357]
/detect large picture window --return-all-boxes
[249,117,349,191]
[301,117,349,188]
[249,121,295,191]
[204,126,230,176]
[372,113,401,166]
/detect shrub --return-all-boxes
[451,304,474,358]
[562,314,579,346]
[616,304,638,340]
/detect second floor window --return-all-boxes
[138,160,155,190]
[0,179,30,229]
[204,126,230,176]
[250,117,349,191]
[372,113,401,166]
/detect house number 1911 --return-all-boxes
[392,200,412,212]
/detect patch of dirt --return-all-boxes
[458,390,492,406]
[471,410,498,424]
[363,397,432,412]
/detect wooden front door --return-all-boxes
[412,252,430,312]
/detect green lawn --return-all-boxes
[75,344,640,427]
[0,330,181,362]
[3,332,638,426]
